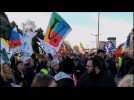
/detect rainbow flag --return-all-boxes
[8,27,22,48]
[44,12,72,49]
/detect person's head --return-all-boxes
[51,59,60,72]
[31,73,57,87]
[14,53,21,61]
[16,61,24,72]
[1,63,13,80]
[86,58,94,73]
[92,56,104,75]
[59,57,75,75]
[97,49,106,59]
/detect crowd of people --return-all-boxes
[1,12,134,87]
[0,48,134,87]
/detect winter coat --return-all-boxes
[106,58,117,78]
[0,75,11,87]
[118,56,134,79]
[77,71,116,87]
[23,67,35,87]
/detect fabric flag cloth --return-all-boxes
[114,43,124,58]
[0,38,10,64]
[123,33,131,52]
[0,38,9,52]
[8,27,22,48]
[0,48,10,64]
[123,32,133,54]
[44,12,72,50]
[0,12,11,40]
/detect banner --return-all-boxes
[105,40,115,53]
[44,12,72,50]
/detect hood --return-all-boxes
[54,72,71,81]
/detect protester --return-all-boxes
[54,57,75,87]
[23,59,35,87]
[35,54,48,73]
[50,58,60,76]
[31,72,57,87]
[10,53,21,71]
[1,12,133,87]
[72,54,86,80]
[118,58,134,87]
[0,74,10,87]
[77,56,116,87]
[14,61,25,86]
[106,53,117,78]
[117,52,134,80]
[95,49,107,71]
[0,63,15,87]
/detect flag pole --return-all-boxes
[133,12,134,59]
[132,12,134,87]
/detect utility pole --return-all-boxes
[97,12,100,50]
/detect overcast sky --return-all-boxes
[5,12,133,49]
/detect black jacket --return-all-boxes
[106,58,117,78]
[77,71,116,87]
[118,56,134,78]
[23,67,35,87]
[57,78,74,87]
[0,75,11,87]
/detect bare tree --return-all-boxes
[21,20,36,33]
